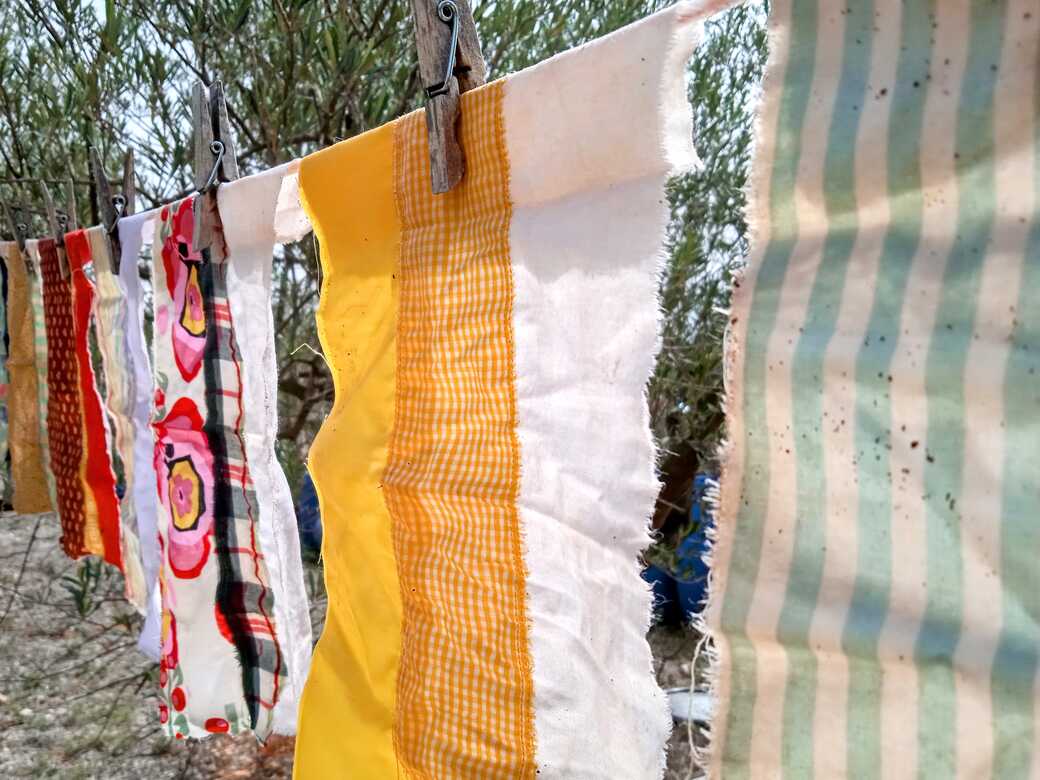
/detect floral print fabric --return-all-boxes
[151,198,283,740]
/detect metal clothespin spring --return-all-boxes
[198,140,226,194]
[425,0,460,98]
[105,194,126,237]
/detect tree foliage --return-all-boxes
[1,0,766,568]
[648,3,767,571]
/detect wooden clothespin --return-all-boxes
[1,199,35,276]
[192,79,239,256]
[64,177,79,233]
[89,146,134,275]
[411,0,486,193]
[40,181,71,279]
[121,150,136,222]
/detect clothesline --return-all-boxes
[0,2,708,772]
[1,0,1036,776]
[1,0,501,246]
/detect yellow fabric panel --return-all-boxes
[293,120,404,779]
[4,244,52,513]
[387,83,535,778]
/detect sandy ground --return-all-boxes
[0,512,703,778]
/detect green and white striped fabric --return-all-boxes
[708,0,1039,777]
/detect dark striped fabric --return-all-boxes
[197,195,284,729]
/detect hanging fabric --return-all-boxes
[706,0,1040,777]
[217,162,312,736]
[64,229,123,569]
[117,209,164,659]
[150,197,285,740]
[85,226,148,611]
[25,241,58,510]
[0,249,9,502]
[2,241,50,513]
[36,237,97,557]
[288,1,709,774]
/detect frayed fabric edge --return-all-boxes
[693,2,787,776]
[651,1,744,776]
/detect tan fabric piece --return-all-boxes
[4,242,52,513]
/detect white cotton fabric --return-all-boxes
[117,209,163,660]
[218,163,313,735]
[503,3,714,776]
[272,164,312,244]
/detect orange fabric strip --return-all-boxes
[66,230,123,568]
[386,82,535,777]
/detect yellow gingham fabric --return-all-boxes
[385,81,536,778]
[293,5,705,774]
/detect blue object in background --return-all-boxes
[296,472,323,553]
[673,474,715,620]
[643,473,716,625]
[642,563,680,625]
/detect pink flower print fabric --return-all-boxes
[159,204,207,382]
[151,198,284,741]
[154,396,215,580]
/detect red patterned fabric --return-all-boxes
[65,230,123,569]
[38,238,90,559]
